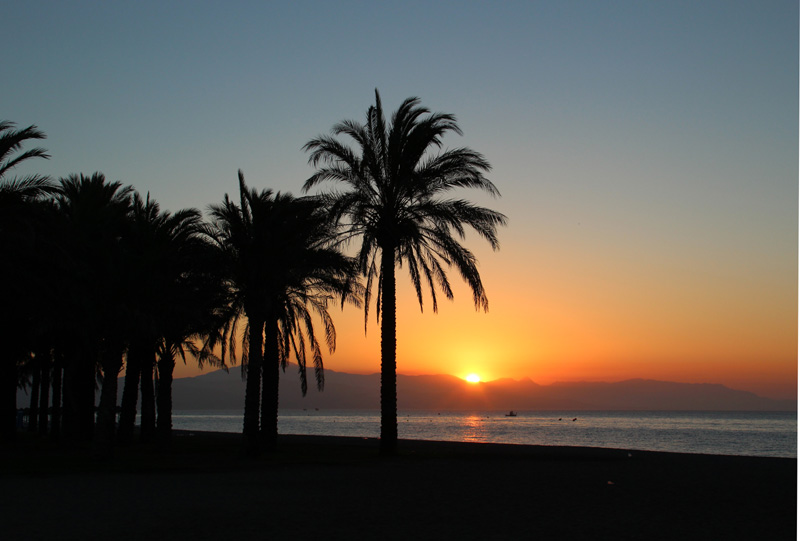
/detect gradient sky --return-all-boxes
[6,1,797,399]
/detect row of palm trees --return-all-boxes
[3,90,507,456]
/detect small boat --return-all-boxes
[505,410,517,417]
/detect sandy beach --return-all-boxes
[1,431,795,540]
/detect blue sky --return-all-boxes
[8,1,795,211]
[5,1,798,397]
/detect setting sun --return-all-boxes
[465,374,481,383]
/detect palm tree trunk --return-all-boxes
[379,245,398,456]
[62,343,96,442]
[27,355,40,433]
[243,316,264,457]
[118,342,142,443]
[140,358,156,442]
[260,316,279,451]
[156,343,175,443]
[50,350,62,441]
[37,350,51,436]
[94,344,123,457]
[2,349,17,442]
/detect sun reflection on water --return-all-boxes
[460,414,488,442]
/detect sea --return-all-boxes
[172,409,797,458]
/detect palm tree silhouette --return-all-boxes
[257,192,359,450]
[0,191,51,441]
[118,192,225,443]
[55,173,134,447]
[304,91,507,455]
[0,121,53,441]
[147,197,226,443]
[117,192,165,443]
[207,171,358,455]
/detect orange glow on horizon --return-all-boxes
[173,242,798,402]
[465,374,481,383]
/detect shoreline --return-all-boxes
[166,409,798,459]
[2,431,796,540]
[182,429,799,461]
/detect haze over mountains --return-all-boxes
[166,366,795,412]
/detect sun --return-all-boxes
[465,373,481,383]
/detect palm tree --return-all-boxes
[117,192,162,443]
[206,172,273,456]
[117,193,193,441]
[303,91,507,455]
[257,193,359,450]
[0,121,53,441]
[55,173,133,447]
[151,206,227,443]
[207,171,358,455]
[114,192,226,444]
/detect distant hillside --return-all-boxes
[16,367,795,412]
[162,367,795,411]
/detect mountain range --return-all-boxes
[166,366,796,411]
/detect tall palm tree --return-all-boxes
[113,191,226,444]
[303,91,507,455]
[0,121,53,441]
[207,171,358,455]
[206,172,274,456]
[257,193,359,450]
[117,192,162,443]
[55,173,133,447]
[117,193,216,442]
[151,207,227,443]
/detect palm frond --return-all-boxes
[303,91,506,333]
[0,175,55,199]
[0,122,50,179]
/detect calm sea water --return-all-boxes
[172,409,797,458]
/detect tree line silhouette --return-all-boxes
[2,91,506,457]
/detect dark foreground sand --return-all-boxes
[1,431,796,540]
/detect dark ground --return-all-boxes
[1,431,796,540]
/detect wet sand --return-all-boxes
[1,431,796,540]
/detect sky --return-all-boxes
[5,1,797,399]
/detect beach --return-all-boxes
[1,431,796,540]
